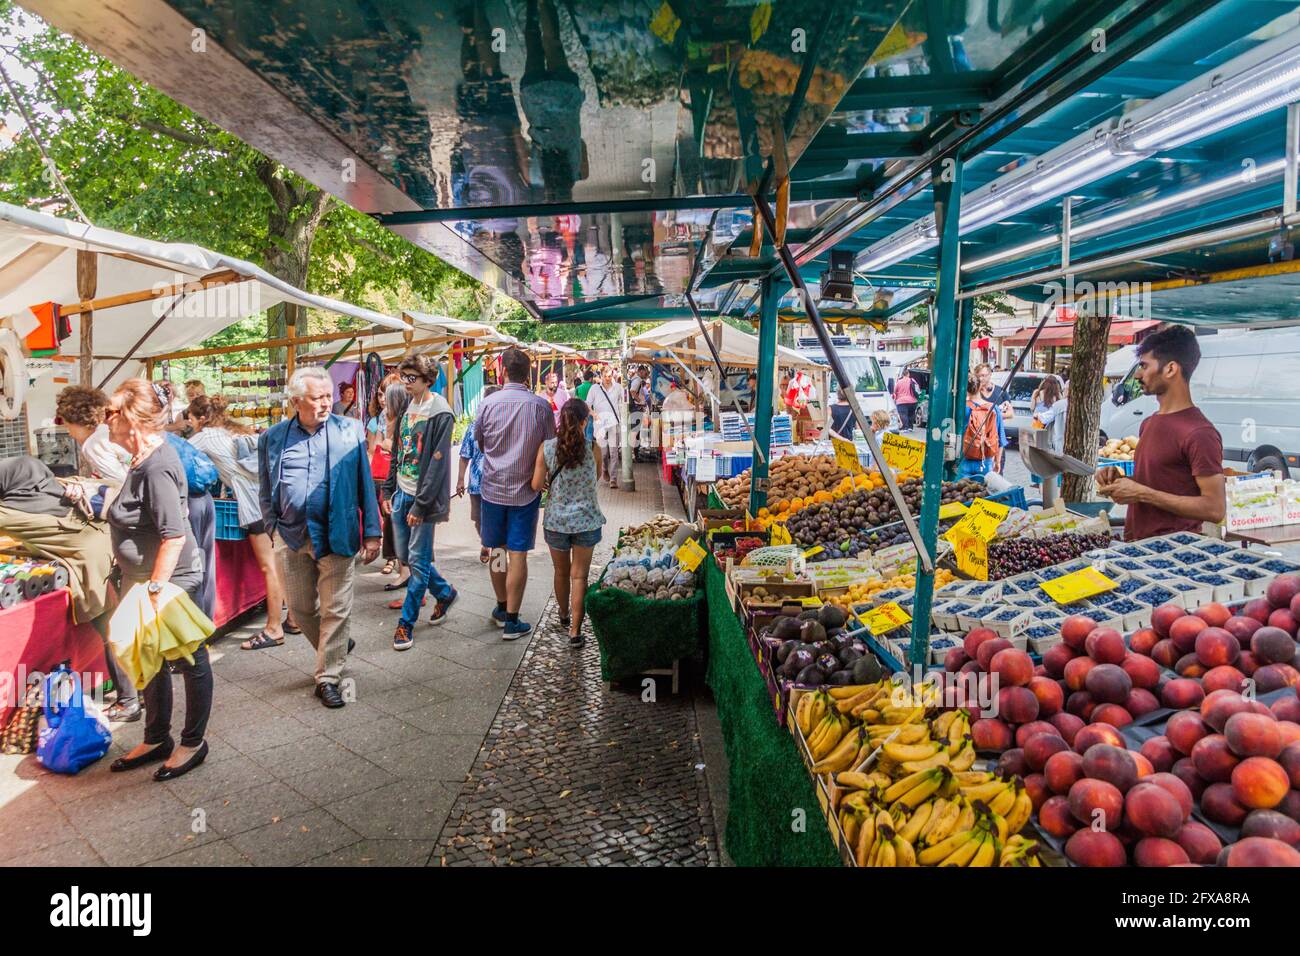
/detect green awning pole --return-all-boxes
[324,338,357,369]
[750,275,778,516]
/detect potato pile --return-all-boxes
[1100,435,1140,461]
[714,454,850,512]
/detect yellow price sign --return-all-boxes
[944,497,1009,546]
[952,533,989,581]
[802,546,824,559]
[800,596,823,608]
[938,501,969,521]
[675,537,707,573]
[858,601,912,634]
[830,432,864,475]
[880,432,925,474]
[1040,567,1119,604]
[770,522,792,546]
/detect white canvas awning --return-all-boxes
[299,321,518,361]
[0,200,408,380]
[627,319,819,370]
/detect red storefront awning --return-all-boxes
[1001,319,1159,348]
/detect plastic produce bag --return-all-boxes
[108,582,214,689]
[36,664,111,774]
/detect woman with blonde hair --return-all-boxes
[105,379,211,780]
[187,394,289,650]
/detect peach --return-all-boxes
[1085,627,1127,665]
[1175,821,1223,864]
[1073,723,1124,755]
[1129,628,1160,657]
[1145,772,1194,820]
[1224,615,1262,648]
[943,646,970,672]
[1091,703,1134,728]
[1082,743,1141,793]
[1033,664,1048,679]
[1242,598,1274,625]
[1014,720,1061,748]
[1132,752,1155,777]
[1224,712,1283,759]
[1160,678,1205,711]
[1280,741,1300,788]
[1042,643,1075,678]
[1170,757,1207,802]
[1293,591,1300,620]
[1174,654,1206,679]
[1195,603,1232,628]
[1191,734,1240,783]
[1044,749,1086,794]
[1038,795,1079,839]
[1254,663,1300,693]
[1061,615,1099,650]
[1271,696,1300,723]
[1279,789,1300,823]
[1195,627,1240,668]
[1266,572,1300,612]
[998,686,1040,725]
[995,748,1029,778]
[1068,777,1125,830]
[971,717,1014,752]
[1126,688,1160,718]
[1049,712,1085,747]
[1238,650,1260,676]
[1024,732,1071,772]
[1241,808,1300,846]
[1064,656,1097,692]
[1065,829,1127,867]
[990,648,1034,688]
[1166,711,1210,756]
[976,637,1013,671]
[1027,677,1064,718]
[1024,773,1051,812]
[1251,626,1297,665]
[1066,691,1096,721]
[1225,835,1300,867]
[1201,782,1251,826]
[1125,782,1185,838]
[1151,604,1184,638]
[1169,615,1208,654]
[959,659,982,674]
[1231,756,1290,809]
[1122,653,1162,690]
[1277,721,1300,747]
[1268,607,1299,637]
[1201,665,1247,695]
[1151,639,1180,669]
[1084,663,1132,705]
[1141,736,1178,773]
[1201,689,1253,731]
[1134,837,1190,867]
[963,626,1000,660]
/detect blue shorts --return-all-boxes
[543,527,602,551]
[479,495,541,552]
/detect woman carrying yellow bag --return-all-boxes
[104,379,214,783]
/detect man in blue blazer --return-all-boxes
[259,366,381,708]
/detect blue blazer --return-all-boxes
[258,413,381,556]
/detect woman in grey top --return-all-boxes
[532,399,605,646]
[104,379,212,782]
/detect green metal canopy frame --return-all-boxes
[28,0,1300,664]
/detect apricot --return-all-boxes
[1121,653,1161,691]
[1175,821,1223,864]
[1068,777,1125,830]
[962,626,1000,659]
[1166,711,1210,756]
[1151,639,1180,669]
[1065,828,1127,867]
[1072,723,1124,755]
[1194,602,1232,628]
[1063,656,1097,692]
[1042,643,1075,678]
[1091,703,1134,728]
[1230,756,1290,809]
[1201,665,1247,695]
[1141,736,1178,773]
[1024,732,1071,772]
[1026,677,1064,718]
[1200,782,1250,826]
[1241,808,1300,846]
[1082,743,1140,793]
[1129,628,1159,657]
[1049,712,1085,747]
[1224,835,1300,867]
[998,686,1040,725]
[1251,626,1297,665]
[1145,771,1194,819]
[1060,614,1099,650]
[971,717,1014,752]
[1014,720,1061,748]
[1151,604,1184,639]
[1125,688,1160,718]
[1160,678,1205,711]
[1085,627,1127,665]
[1224,711,1283,759]
[1191,734,1240,783]
[991,648,1034,688]
[1194,627,1240,668]
[1169,615,1208,654]
[1044,749,1086,794]
[1038,795,1078,839]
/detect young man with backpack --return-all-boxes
[960,376,1002,477]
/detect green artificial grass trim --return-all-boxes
[704,560,842,867]
[586,570,705,681]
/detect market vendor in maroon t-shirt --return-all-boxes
[1096,324,1226,541]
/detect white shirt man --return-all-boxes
[589,372,625,489]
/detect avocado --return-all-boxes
[818,604,848,630]
[852,654,883,685]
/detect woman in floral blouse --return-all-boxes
[531,398,605,646]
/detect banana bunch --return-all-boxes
[999,834,1042,867]
[794,690,833,738]
[833,683,891,719]
[812,727,870,775]
[957,773,1033,833]
[806,711,854,763]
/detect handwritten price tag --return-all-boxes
[952,533,989,581]
[944,497,1010,546]
[880,432,925,474]
[1040,566,1118,604]
[770,522,792,546]
[830,432,864,475]
[675,538,707,573]
[858,601,912,634]
[938,501,969,520]
[802,546,824,559]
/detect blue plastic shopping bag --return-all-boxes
[36,664,112,774]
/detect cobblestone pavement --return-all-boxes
[0,461,721,867]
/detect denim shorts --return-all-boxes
[543,526,602,551]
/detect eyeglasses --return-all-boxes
[399,373,420,384]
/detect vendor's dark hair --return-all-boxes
[56,385,110,427]
[555,399,590,471]
[502,347,530,384]
[1039,375,1062,407]
[398,353,438,383]
[966,376,979,398]
[1138,324,1201,379]
[385,381,410,446]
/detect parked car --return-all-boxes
[1101,327,1300,477]
[991,370,1055,444]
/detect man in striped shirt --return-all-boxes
[474,348,557,639]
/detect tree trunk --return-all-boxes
[1061,313,1114,503]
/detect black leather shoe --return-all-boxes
[315,682,345,708]
[110,738,173,773]
[153,740,208,781]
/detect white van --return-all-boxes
[797,336,896,426]
[1100,327,1300,477]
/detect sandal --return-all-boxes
[283,620,302,635]
[383,577,410,592]
[381,560,396,575]
[241,631,284,651]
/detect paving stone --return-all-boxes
[365,733,485,782]
[248,735,353,778]
[304,838,436,866]
[227,808,362,867]
[282,754,398,804]
[145,839,252,866]
[194,780,316,837]
[3,838,105,867]
[323,780,457,840]
[320,715,429,756]
[0,787,83,862]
